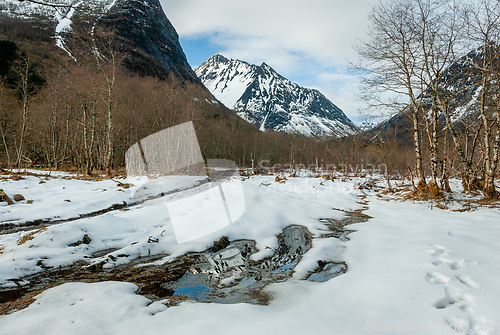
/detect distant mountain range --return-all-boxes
[195,54,359,137]
[358,122,376,132]
[369,48,486,140]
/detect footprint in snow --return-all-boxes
[425,244,448,257]
[454,274,478,289]
[434,285,474,312]
[426,271,451,285]
[427,245,465,270]
[425,245,493,334]
[432,257,465,270]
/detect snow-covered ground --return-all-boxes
[0,173,499,334]
[0,175,359,284]
[0,171,205,226]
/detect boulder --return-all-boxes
[13,194,25,202]
[0,190,13,205]
[82,234,91,244]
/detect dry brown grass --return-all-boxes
[163,295,188,307]
[435,203,449,210]
[275,175,287,184]
[0,290,44,316]
[452,207,472,212]
[17,227,47,245]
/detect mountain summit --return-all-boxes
[1,0,201,84]
[195,55,358,137]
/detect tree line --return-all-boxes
[356,0,500,198]
[2,2,498,200]
[0,19,390,177]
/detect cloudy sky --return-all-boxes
[160,0,379,124]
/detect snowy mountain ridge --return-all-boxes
[196,54,359,137]
[0,0,116,23]
[1,0,202,84]
[369,47,489,138]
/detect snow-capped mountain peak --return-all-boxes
[196,55,358,137]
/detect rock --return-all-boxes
[69,234,91,247]
[13,194,25,202]
[82,234,91,244]
[26,200,34,204]
[0,190,13,205]
[210,236,230,252]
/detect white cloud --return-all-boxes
[163,0,375,64]
[309,72,364,123]
[161,0,379,124]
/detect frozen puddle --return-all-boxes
[0,209,369,310]
[307,263,347,282]
[0,225,346,308]
[163,225,315,305]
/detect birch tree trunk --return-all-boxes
[15,56,32,169]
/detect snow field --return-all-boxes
[0,174,499,334]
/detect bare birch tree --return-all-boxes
[355,0,428,192]
[14,56,34,169]
[89,26,122,175]
[71,23,124,175]
[465,0,500,198]
[410,0,469,196]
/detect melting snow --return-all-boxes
[0,174,499,334]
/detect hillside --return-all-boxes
[1,0,202,84]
